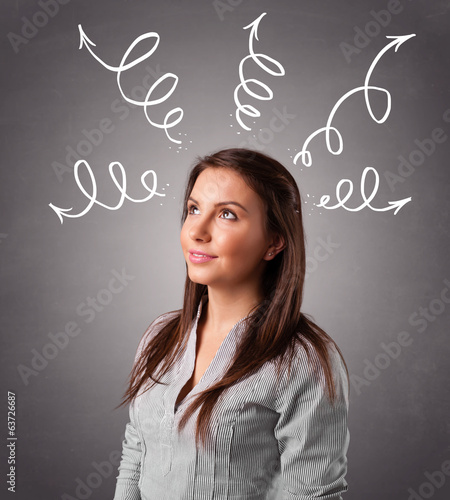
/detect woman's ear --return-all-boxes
[264,234,286,261]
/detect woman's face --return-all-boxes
[180,167,274,295]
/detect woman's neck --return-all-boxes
[202,286,262,338]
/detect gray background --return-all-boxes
[1,0,450,499]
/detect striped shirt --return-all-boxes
[113,299,349,499]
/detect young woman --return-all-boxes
[113,148,349,499]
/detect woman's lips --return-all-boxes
[188,250,218,263]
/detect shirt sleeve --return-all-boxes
[112,312,179,499]
[113,401,142,500]
[274,344,350,499]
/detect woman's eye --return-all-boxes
[220,209,237,220]
[188,205,199,215]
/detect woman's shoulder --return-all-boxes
[287,334,340,363]
[148,309,181,332]
[278,336,348,398]
[134,309,181,360]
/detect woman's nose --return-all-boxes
[189,216,211,242]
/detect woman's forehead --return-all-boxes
[192,168,247,197]
[189,167,265,214]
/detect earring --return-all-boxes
[268,252,274,256]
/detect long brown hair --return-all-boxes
[120,148,348,443]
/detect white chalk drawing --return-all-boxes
[49,160,164,224]
[78,25,183,144]
[294,34,415,166]
[316,167,411,214]
[294,34,415,215]
[234,13,285,131]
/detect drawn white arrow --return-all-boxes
[234,13,285,131]
[364,34,416,123]
[78,24,183,144]
[316,167,411,214]
[294,34,416,166]
[49,160,164,224]
[78,25,160,72]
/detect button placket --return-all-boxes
[159,411,174,475]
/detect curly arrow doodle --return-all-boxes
[316,167,411,214]
[292,34,415,215]
[293,34,416,166]
[49,160,165,224]
[234,12,285,131]
[78,25,183,144]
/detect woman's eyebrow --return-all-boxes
[188,196,249,213]
[216,201,249,213]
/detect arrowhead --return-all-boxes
[48,204,73,224]
[386,34,416,52]
[243,12,267,40]
[78,24,97,50]
[388,196,412,215]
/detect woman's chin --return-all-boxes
[187,271,210,286]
